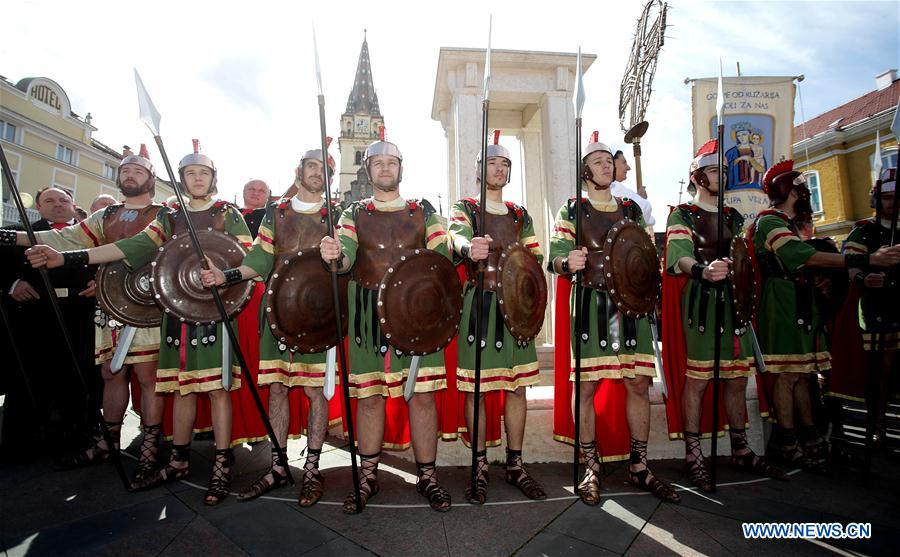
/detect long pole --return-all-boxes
[312,27,361,510]
[0,143,130,490]
[315,98,362,513]
[470,97,489,499]
[150,136,293,486]
[710,121,725,490]
[573,117,584,491]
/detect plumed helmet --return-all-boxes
[117,143,157,195]
[870,166,897,208]
[300,136,336,173]
[178,139,217,196]
[763,160,803,206]
[476,130,512,184]
[581,130,616,183]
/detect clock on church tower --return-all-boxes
[355,117,370,135]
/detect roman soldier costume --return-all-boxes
[447,134,547,503]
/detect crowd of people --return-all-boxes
[1,129,897,515]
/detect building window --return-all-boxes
[56,144,74,164]
[354,150,363,165]
[103,163,116,180]
[803,171,823,215]
[0,120,16,142]
[871,148,898,182]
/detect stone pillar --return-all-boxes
[453,91,483,200]
[540,92,576,215]
[519,128,553,346]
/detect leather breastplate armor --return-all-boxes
[467,206,522,291]
[353,206,426,289]
[273,207,329,254]
[579,201,625,290]
[102,204,164,243]
[689,207,733,265]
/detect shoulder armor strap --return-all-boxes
[419,198,437,220]
[102,204,121,220]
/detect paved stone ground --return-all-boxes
[2,402,899,556]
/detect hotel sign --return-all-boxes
[29,83,63,111]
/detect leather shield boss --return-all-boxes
[265,248,350,353]
[151,230,252,324]
[376,249,463,355]
[96,261,162,327]
[604,219,660,318]
[496,242,547,342]
[729,236,758,327]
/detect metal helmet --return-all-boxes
[763,160,803,206]
[688,139,728,193]
[581,131,616,183]
[300,136,336,174]
[364,126,403,182]
[870,166,897,209]
[178,139,217,196]
[117,143,156,195]
[476,130,512,184]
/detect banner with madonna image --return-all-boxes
[690,76,797,223]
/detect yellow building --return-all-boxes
[793,70,899,240]
[1,74,174,225]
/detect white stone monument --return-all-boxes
[431,48,596,346]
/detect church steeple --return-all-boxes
[345,30,381,116]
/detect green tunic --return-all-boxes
[337,197,449,399]
[751,211,830,373]
[843,218,900,351]
[115,201,251,394]
[664,203,754,379]
[448,198,543,392]
[548,197,655,380]
[242,199,333,386]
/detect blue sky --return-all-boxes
[2,0,898,217]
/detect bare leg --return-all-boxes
[624,375,678,502]
[682,377,713,491]
[464,392,487,451]
[504,386,545,499]
[238,382,291,501]
[342,394,385,513]
[298,386,329,507]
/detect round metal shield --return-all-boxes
[265,248,350,353]
[496,243,547,342]
[604,219,661,318]
[377,249,464,355]
[96,261,162,327]
[729,236,758,327]
[150,230,253,324]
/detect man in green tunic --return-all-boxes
[201,147,339,506]
[841,166,899,444]
[27,141,252,505]
[320,136,452,513]
[750,160,900,472]
[448,138,545,504]
[548,133,678,505]
[664,139,782,492]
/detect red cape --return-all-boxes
[552,276,631,461]
[827,283,867,400]
[660,239,728,438]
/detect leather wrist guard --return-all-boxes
[561,257,571,274]
[460,243,472,260]
[63,250,89,267]
[0,229,16,246]
[691,262,706,281]
[844,253,869,269]
[853,271,867,285]
[222,268,243,286]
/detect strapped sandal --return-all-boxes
[684,431,713,492]
[59,420,122,469]
[629,468,680,503]
[237,468,289,502]
[801,439,830,475]
[766,441,803,468]
[130,444,191,492]
[505,449,545,500]
[343,451,381,514]
[132,423,162,484]
[298,468,325,507]
[204,448,234,506]
[732,452,788,481]
[416,460,451,512]
[577,441,602,506]
[465,451,489,505]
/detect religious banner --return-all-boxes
[691,76,797,222]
